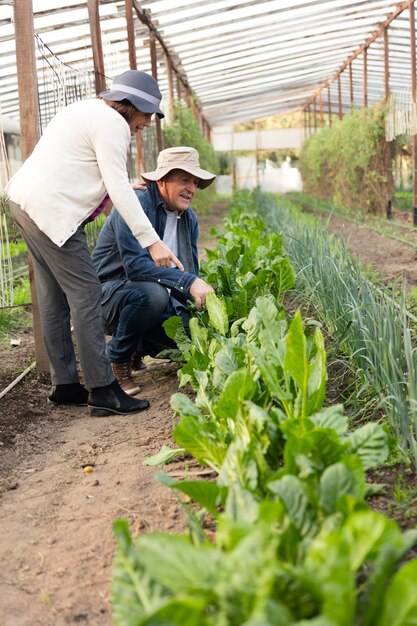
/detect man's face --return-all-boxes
[157,169,200,213]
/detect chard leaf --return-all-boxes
[189,316,209,354]
[319,463,355,514]
[170,393,204,419]
[173,416,226,470]
[216,369,257,422]
[343,511,403,572]
[306,327,327,415]
[310,405,348,434]
[162,315,191,354]
[111,519,166,625]
[137,533,221,594]
[206,291,229,335]
[140,598,209,626]
[377,559,417,626]
[303,527,355,626]
[347,422,388,470]
[272,256,295,296]
[268,474,317,537]
[255,295,280,329]
[160,477,224,517]
[284,310,308,415]
[143,446,185,466]
[214,344,240,376]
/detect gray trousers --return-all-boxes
[10,202,114,388]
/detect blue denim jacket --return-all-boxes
[91,182,199,306]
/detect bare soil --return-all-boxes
[1,201,417,625]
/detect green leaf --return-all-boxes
[216,369,257,422]
[162,316,191,354]
[140,598,209,626]
[319,463,355,514]
[143,446,186,466]
[206,291,229,335]
[111,519,166,625]
[214,344,240,376]
[284,310,308,417]
[137,533,221,595]
[347,422,388,470]
[170,392,204,419]
[272,257,295,296]
[173,416,226,470]
[268,474,317,537]
[189,316,209,354]
[310,405,348,435]
[168,479,224,517]
[376,559,417,626]
[306,327,327,415]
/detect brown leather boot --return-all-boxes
[111,361,140,396]
[131,352,148,374]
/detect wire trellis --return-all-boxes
[385,90,417,141]
[0,106,14,308]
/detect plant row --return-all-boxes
[254,189,417,468]
[110,191,417,626]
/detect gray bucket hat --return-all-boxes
[100,70,164,119]
[141,147,216,189]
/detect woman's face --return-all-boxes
[129,110,153,134]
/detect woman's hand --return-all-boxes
[148,240,184,271]
[132,182,147,191]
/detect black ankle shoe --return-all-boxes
[48,383,89,406]
[88,380,150,416]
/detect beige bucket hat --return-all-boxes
[141,146,216,189]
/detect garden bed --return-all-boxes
[1,199,417,625]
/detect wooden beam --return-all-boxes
[13,0,49,373]
[165,53,175,125]
[363,47,368,109]
[125,0,137,70]
[149,30,163,153]
[125,0,145,179]
[349,62,354,111]
[338,74,342,119]
[327,83,332,127]
[87,0,106,94]
[384,26,393,219]
[304,0,414,110]
[410,2,417,226]
[319,89,324,127]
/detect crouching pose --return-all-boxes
[91,146,216,395]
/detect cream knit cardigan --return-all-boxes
[6,98,159,248]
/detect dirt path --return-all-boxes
[320,212,417,287]
[0,203,227,626]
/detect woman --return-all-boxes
[6,70,182,416]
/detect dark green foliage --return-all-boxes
[300,106,387,214]
[164,101,220,214]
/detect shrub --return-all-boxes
[164,101,220,214]
[300,106,387,214]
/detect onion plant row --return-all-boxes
[254,189,417,468]
[110,192,417,626]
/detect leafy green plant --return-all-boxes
[110,189,415,626]
[300,106,386,214]
[164,101,220,214]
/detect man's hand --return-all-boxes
[148,240,184,271]
[189,277,214,310]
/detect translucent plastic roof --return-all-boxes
[0,0,414,128]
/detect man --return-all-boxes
[91,146,216,395]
